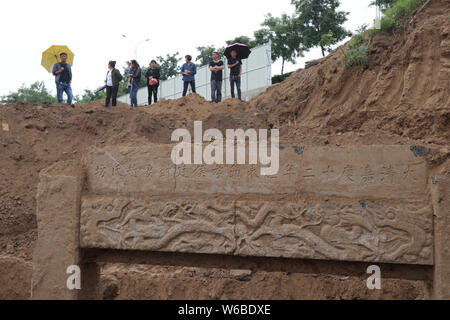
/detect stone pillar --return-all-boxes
[31,163,82,300]
[432,173,450,300]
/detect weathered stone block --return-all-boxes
[31,162,82,300]
[432,172,450,299]
[84,145,428,199]
[235,199,433,265]
[83,146,176,195]
[80,196,433,265]
[289,145,428,199]
[80,197,236,255]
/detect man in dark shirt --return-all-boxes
[209,52,225,103]
[145,60,161,105]
[52,52,73,104]
[227,49,242,101]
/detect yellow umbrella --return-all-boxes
[41,45,75,73]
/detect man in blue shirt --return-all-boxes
[181,55,197,97]
[52,52,73,104]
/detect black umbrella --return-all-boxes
[96,85,107,93]
[224,43,252,60]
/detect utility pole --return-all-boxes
[374,4,381,30]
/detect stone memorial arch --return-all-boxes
[31,144,449,299]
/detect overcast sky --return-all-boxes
[0,0,377,97]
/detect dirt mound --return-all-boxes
[251,0,450,145]
[0,0,449,299]
[146,94,254,119]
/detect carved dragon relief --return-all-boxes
[81,198,433,265]
[235,201,433,264]
[85,199,236,254]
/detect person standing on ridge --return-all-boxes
[145,60,161,105]
[52,52,73,104]
[124,61,132,88]
[130,60,141,108]
[181,55,197,97]
[227,49,242,101]
[209,52,224,103]
[105,61,122,108]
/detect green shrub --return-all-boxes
[379,0,423,33]
[344,46,370,69]
[343,25,373,69]
[342,0,424,69]
[272,72,294,84]
[380,9,397,33]
[395,0,421,15]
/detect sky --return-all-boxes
[0,0,377,97]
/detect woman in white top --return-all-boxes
[105,61,123,107]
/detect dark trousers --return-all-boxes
[211,80,222,103]
[230,74,242,100]
[182,81,196,97]
[105,85,119,107]
[147,84,159,105]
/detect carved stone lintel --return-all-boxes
[83,145,428,199]
[80,196,433,266]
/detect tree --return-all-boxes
[318,31,338,56]
[253,29,272,46]
[141,66,149,85]
[196,46,217,67]
[292,0,351,56]
[256,13,305,75]
[195,45,226,66]
[156,53,182,81]
[0,81,57,104]
[369,0,396,11]
[226,36,257,48]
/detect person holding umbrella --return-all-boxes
[227,50,242,101]
[224,43,251,101]
[42,45,74,104]
[145,60,161,105]
[181,55,197,97]
[105,61,123,108]
[52,52,73,104]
